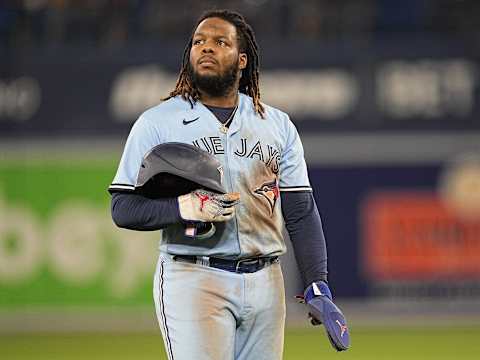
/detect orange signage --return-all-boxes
[362,191,480,281]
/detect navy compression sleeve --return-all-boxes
[281,191,328,287]
[111,192,181,231]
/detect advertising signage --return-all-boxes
[1,42,479,137]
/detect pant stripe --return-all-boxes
[157,259,174,360]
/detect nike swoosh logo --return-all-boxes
[183,117,200,125]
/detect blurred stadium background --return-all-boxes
[1,0,480,359]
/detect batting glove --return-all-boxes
[178,189,240,223]
[303,281,350,351]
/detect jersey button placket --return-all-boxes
[222,121,242,256]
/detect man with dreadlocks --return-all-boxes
[109,9,349,360]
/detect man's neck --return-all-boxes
[199,89,238,108]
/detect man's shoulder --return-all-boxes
[239,93,290,121]
[140,96,190,121]
[261,102,290,119]
[257,99,300,137]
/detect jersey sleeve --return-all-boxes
[278,118,312,192]
[108,113,161,194]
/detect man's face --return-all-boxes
[189,17,247,97]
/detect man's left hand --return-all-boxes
[304,281,351,351]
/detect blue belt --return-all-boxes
[172,255,279,273]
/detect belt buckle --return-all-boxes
[196,256,210,267]
[235,258,260,273]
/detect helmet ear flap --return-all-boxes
[185,222,216,239]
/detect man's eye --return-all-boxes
[193,39,203,45]
[217,40,227,46]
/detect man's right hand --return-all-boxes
[178,189,240,222]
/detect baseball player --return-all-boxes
[109,9,349,360]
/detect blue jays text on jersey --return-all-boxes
[109,93,312,259]
[192,136,280,174]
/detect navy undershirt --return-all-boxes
[204,104,236,124]
[110,106,328,287]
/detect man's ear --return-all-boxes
[239,53,247,70]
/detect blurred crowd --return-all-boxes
[1,0,479,48]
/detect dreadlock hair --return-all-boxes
[164,9,265,118]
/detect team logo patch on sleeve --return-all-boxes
[254,179,280,214]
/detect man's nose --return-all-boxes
[201,42,214,53]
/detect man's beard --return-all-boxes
[188,58,239,98]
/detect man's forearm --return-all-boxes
[111,192,181,231]
[281,191,328,287]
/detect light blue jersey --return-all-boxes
[109,93,312,259]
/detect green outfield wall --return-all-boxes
[0,157,159,308]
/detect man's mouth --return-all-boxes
[199,56,218,65]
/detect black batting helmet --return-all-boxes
[135,142,226,198]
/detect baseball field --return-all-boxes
[1,154,480,360]
[1,326,479,360]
